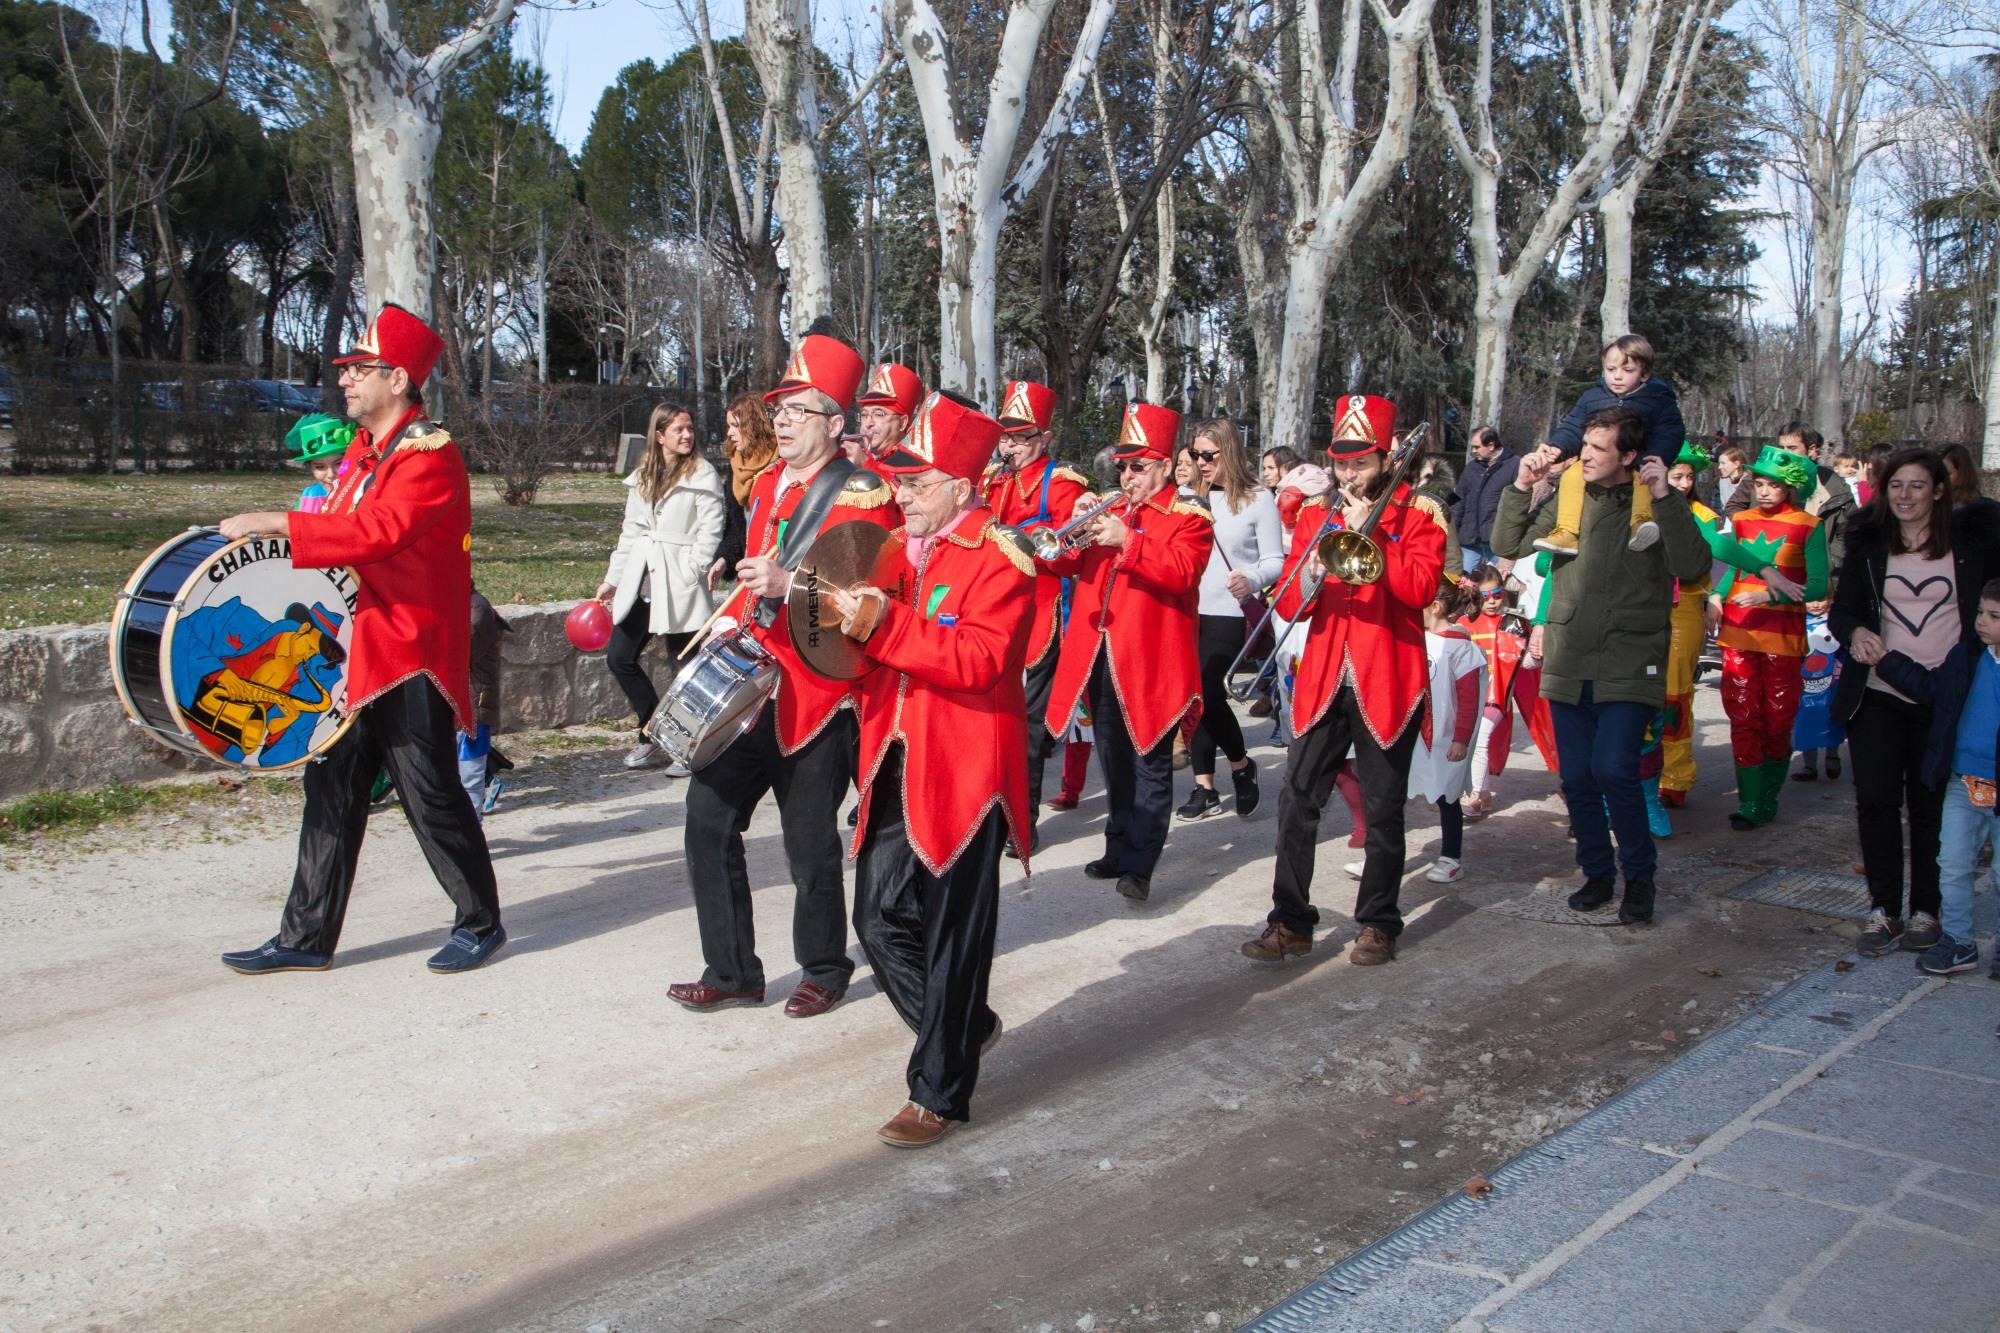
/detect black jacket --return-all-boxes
[1872,642,2000,790]
[1457,451,1522,547]
[1547,376,1685,464]
[1828,504,2000,725]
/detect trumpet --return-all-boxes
[1317,423,1428,585]
[1027,492,1123,561]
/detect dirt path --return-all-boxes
[0,698,1863,1332]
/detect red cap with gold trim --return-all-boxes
[1327,394,1397,459]
[997,379,1056,435]
[1111,400,1182,460]
[857,362,924,417]
[877,390,1003,484]
[332,303,444,390]
[763,333,866,411]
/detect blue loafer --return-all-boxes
[427,926,507,973]
[222,936,334,974]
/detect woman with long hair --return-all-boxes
[596,401,728,773]
[1261,446,1303,494]
[1178,418,1285,819]
[1832,446,2000,955]
[1940,442,2000,527]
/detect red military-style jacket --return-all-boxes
[289,404,476,730]
[1274,485,1446,748]
[1041,485,1212,752]
[982,455,1091,666]
[849,511,1036,872]
[718,459,899,753]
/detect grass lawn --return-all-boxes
[0,471,629,629]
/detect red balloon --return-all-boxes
[565,599,613,652]
[1276,486,1304,526]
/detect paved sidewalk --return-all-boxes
[1247,936,2000,1332]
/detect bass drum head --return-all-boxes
[142,533,362,771]
[111,529,230,760]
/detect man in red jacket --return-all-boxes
[851,361,924,482]
[1241,395,1444,967]
[215,303,506,975]
[827,389,1034,1148]
[984,378,1089,841]
[1041,401,1212,903]
[668,333,898,1019]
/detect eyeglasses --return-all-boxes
[1190,449,1221,463]
[773,403,839,424]
[337,362,393,383]
[1116,460,1156,475]
[893,474,958,497]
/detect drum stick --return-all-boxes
[678,596,740,659]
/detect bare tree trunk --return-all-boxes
[1597,172,1640,339]
[319,179,357,407]
[744,0,830,333]
[1984,276,2000,466]
[1810,198,1849,438]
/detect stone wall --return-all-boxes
[0,602,671,800]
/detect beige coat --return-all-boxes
[604,457,726,634]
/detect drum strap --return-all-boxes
[754,455,860,628]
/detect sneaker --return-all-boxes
[664,759,692,779]
[1627,520,1660,551]
[1902,912,1942,951]
[1916,937,1980,976]
[481,777,506,814]
[623,741,670,770]
[1856,910,1905,957]
[1567,876,1615,912]
[1177,786,1222,820]
[1343,860,1366,879]
[1426,856,1463,883]
[1232,763,1261,818]
[1533,529,1579,556]
[1619,878,1656,924]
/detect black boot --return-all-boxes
[1619,878,1656,924]
[1567,876,1615,911]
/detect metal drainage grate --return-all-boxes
[1724,867,1872,920]
[1476,885,1625,927]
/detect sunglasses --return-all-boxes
[1117,460,1155,474]
[1190,449,1221,463]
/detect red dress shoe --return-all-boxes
[667,980,764,1011]
[784,981,846,1018]
[1659,788,1686,808]
[877,1101,954,1148]
[1048,792,1080,811]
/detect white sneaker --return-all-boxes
[623,740,670,770]
[1344,861,1366,879]
[664,758,692,779]
[1628,520,1661,551]
[1426,856,1463,883]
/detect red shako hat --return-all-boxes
[877,390,1003,484]
[1327,394,1397,459]
[1112,401,1182,460]
[333,303,444,390]
[764,333,866,412]
[997,380,1056,435]
[857,363,925,417]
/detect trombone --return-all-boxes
[1224,423,1429,702]
[1025,492,1123,561]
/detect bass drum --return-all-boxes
[644,627,780,772]
[110,528,362,771]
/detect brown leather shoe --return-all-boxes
[667,980,764,1011]
[784,981,846,1018]
[1349,925,1396,966]
[1240,922,1312,962]
[877,1101,954,1149]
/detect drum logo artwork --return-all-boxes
[169,538,359,767]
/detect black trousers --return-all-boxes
[280,675,501,955]
[605,599,693,737]
[1846,691,1943,919]
[683,704,856,993]
[1092,654,1175,878]
[1024,647,1060,814]
[853,748,1003,1121]
[1270,685,1421,937]
[1191,613,1249,777]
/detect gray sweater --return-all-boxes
[1198,488,1285,616]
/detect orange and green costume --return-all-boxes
[1709,448,1828,827]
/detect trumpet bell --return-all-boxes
[1031,528,1064,562]
[1318,529,1385,585]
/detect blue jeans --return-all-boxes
[457,723,491,826]
[1937,777,1996,946]
[1463,541,1496,570]
[1550,684,1657,881]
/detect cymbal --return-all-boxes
[786,520,908,680]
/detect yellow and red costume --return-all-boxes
[1662,489,1724,804]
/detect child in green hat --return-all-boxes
[286,412,354,514]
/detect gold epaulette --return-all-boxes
[399,421,452,453]
[1410,492,1449,527]
[840,470,895,508]
[1170,497,1215,522]
[1051,465,1092,489]
[985,521,1037,577]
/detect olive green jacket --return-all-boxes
[1491,480,1711,707]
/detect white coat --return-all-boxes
[603,457,727,634]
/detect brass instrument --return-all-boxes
[1316,423,1428,585]
[1027,492,1123,561]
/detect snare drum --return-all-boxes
[644,627,780,771]
[110,528,361,771]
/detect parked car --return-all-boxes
[138,382,189,411]
[0,365,17,428]
[195,379,318,416]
